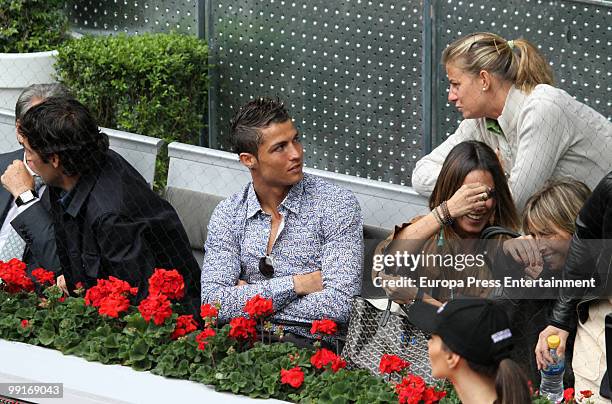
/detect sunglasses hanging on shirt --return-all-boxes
[259,255,274,278]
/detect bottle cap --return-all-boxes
[547,335,560,349]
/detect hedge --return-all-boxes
[54,33,209,189]
[0,0,68,53]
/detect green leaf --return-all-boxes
[104,333,121,349]
[129,338,149,361]
[0,0,69,52]
[130,358,153,371]
[123,313,148,334]
[330,381,350,395]
[38,327,55,346]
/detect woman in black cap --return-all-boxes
[410,298,531,404]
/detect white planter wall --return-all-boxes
[0,50,58,110]
[0,339,283,404]
[167,142,429,229]
[0,108,16,152]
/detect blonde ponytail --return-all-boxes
[442,32,554,93]
[511,38,554,92]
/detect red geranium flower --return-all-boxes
[195,328,216,350]
[564,388,575,403]
[228,316,257,340]
[244,294,273,319]
[138,294,173,325]
[396,374,428,404]
[98,294,130,318]
[331,356,347,372]
[83,277,137,318]
[73,282,85,295]
[0,259,34,293]
[171,315,198,340]
[310,319,338,335]
[107,276,138,296]
[310,348,341,370]
[84,277,137,308]
[200,303,219,321]
[288,353,300,364]
[580,390,593,398]
[20,319,29,328]
[280,366,304,389]
[84,287,103,307]
[421,386,446,403]
[379,354,410,374]
[4,258,26,270]
[148,268,185,300]
[31,268,55,285]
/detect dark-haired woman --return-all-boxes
[412,32,612,211]
[375,140,519,305]
[410,299,532,404]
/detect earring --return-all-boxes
[482,87,487,91]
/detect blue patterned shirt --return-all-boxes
[200,174,363,334]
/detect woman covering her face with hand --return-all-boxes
[504,178,591,278]
[412,32,612,211]
[374,140,519,306]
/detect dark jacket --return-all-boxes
[1,149,61,272]
[18,150,201,314]
[549,171,612,331]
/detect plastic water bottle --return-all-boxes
[539,335,565,403]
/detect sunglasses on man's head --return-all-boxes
[259,255,274,278]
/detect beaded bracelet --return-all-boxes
[440,201,454,225]
[432,207,444,227]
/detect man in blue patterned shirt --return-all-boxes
[200,98,363,342]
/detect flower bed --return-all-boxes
[0,259,592,403]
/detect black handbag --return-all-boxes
[340,296,434,383]
[479,225,522,290]
[480,225,521,240]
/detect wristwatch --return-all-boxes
[15,189,38,207]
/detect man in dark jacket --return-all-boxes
[14,96,200,314]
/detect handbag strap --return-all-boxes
[480,226,520,240]
[378,299,416,327]
[272,318,348,334]
[379,300,393,327]
[273,319,314,328]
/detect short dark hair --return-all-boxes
[229,97,291,155]
[19,97,109,176]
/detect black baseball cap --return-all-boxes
[408,298,514,366]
